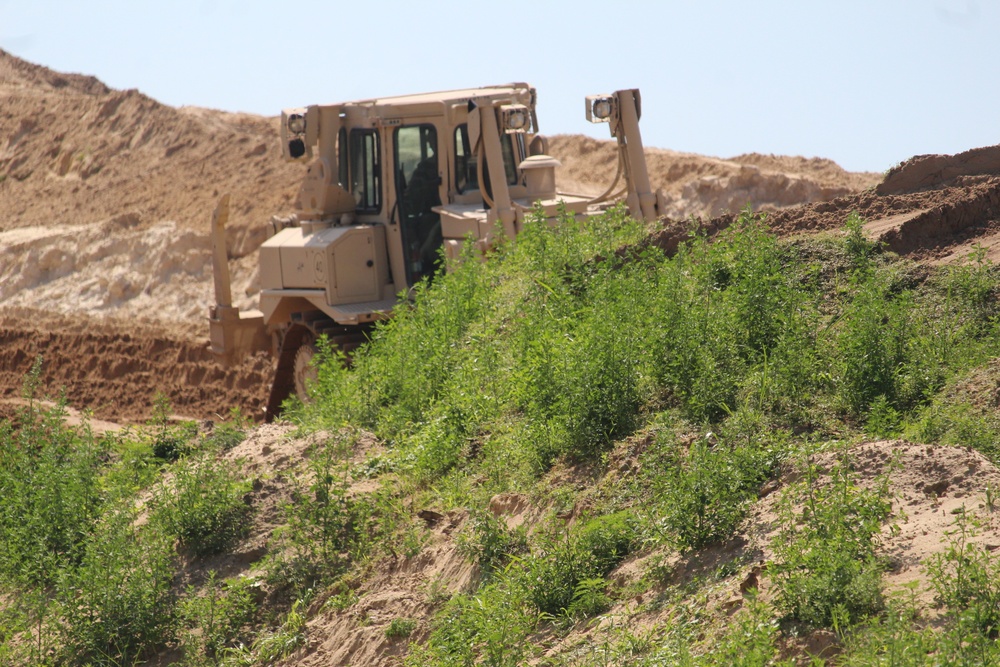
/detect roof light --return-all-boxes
[500,104,530,133]
[287,113,306,134]
[585,95,616,123]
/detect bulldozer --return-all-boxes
[208,83,665,420]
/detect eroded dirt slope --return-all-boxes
[0,314,271,423]
[548,134,880,220]
[152,426,1000,667]
[646,158,1000,264]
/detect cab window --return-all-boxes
[500,132,520,185]
[338,126,348,187]
[349,128,381,213]
[455,125,478,193]
[454,124,520,193]
[394,124,442,285]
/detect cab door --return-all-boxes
[393,124,442,286]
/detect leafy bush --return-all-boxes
[407,574,539,667]
[771,454,893,628]
[385,617,417,639]
[179,572,259,662]
[649,437,775,551]
[148,392,197,461]
[906,398,1000,460]
[56,508,177,665]
[525,512,638,617]
[220,599,306,666]
[271,433,373,592]
[0,387,106,586]
[943,244,997,327]
[202,408,250,452]
[926,508,1000,638]
[457,509,528,579]
[154,455,253,557]
[837,280,911,416]
[843,210,879,270]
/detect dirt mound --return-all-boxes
[0,48,110,96]
[547,134,880,220]
[0,49,301,240]
[878,144,1000,196]
[0,314,271,423]
[0,216,260,324]
[643,161,1000,265]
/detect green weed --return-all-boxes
[153,455,253,557]
[56,507,177,665]
[385,617,417,639]
[647,435,775,551]
[179,572,259,663]
[457,509,528,579]
[771,453,894,628]
[925,507,1000,639]
[0,375,107,586]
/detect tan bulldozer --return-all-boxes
[209,83,665,420]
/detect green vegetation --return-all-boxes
[771,453,894,628]
[0,380,253,666]
[4,205,1000,665]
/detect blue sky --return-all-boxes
[1,0,996,173]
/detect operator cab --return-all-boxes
[278,84,540,292]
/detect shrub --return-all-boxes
[837,280,911,416]
[943,244,997,327]
[525,512,638,617]
[905,396,1000,461]
[771,453,893,628]
[179,572,259,662]
[57,508,177,665]
[273,433,371,591]
[407,574,538,667]
[0,391,106,586]
[154,455,253,557]
[457,509,528,579]
[843,211,879,270]
[149,392,196,461]
[650,437,774,551]
[925,508,1000,639]
[385,617,417,639]
[221,599,306,666]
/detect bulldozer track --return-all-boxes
[264,316,372,421]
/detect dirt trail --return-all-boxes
[645,164,1000,265]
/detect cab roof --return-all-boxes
[317,83,533,116]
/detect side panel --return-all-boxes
[329,225,389,302]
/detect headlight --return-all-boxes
[287,113,306,135]
[585,95,616,123]
[500,104,530,133]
